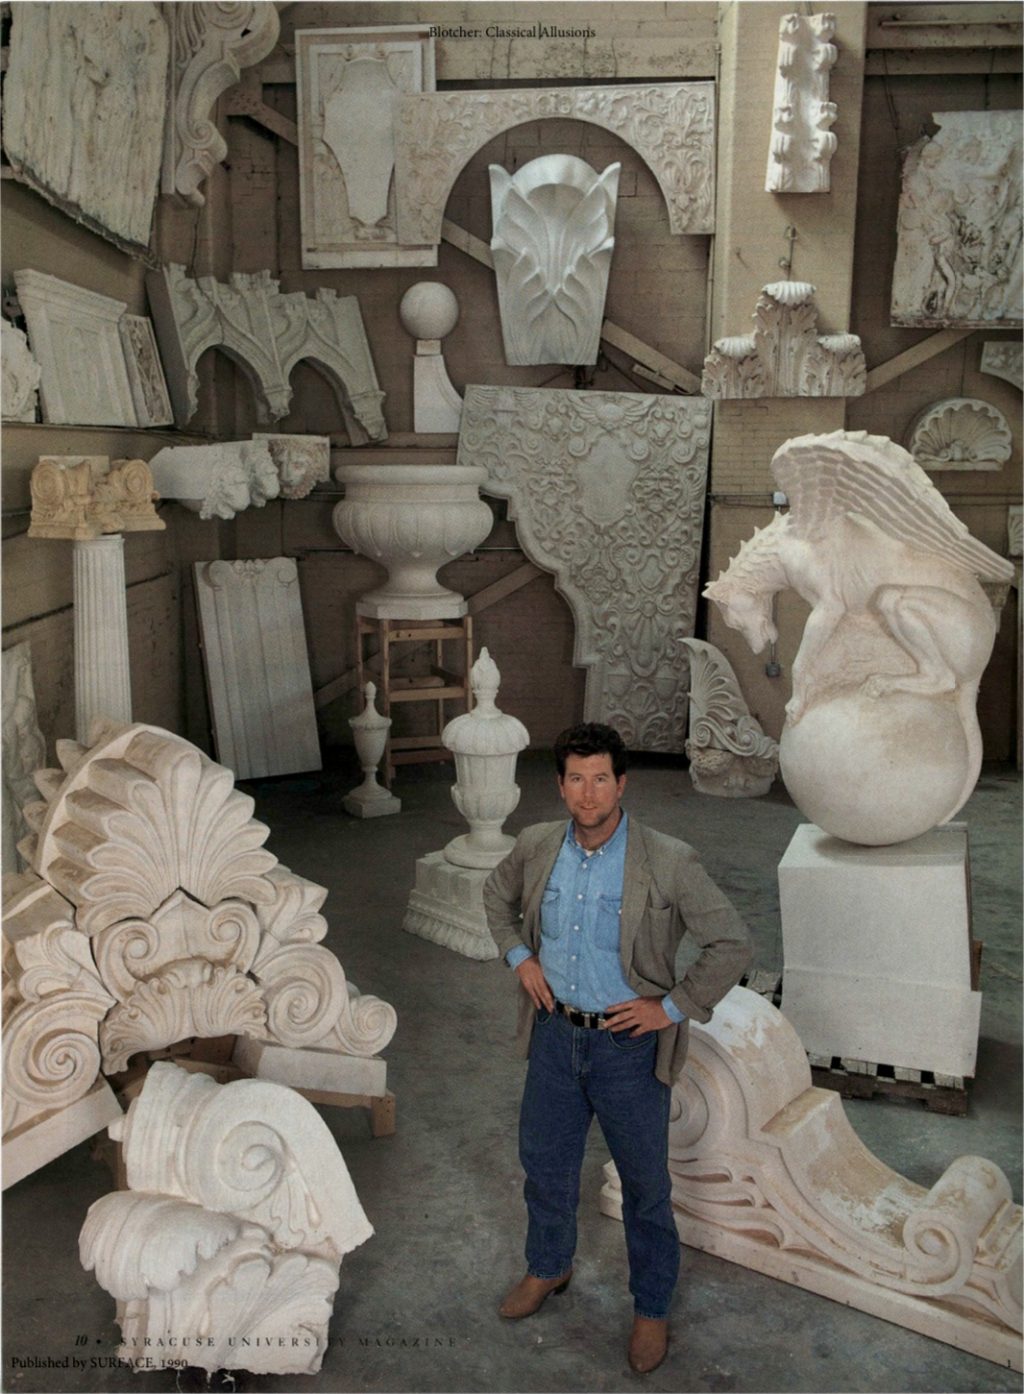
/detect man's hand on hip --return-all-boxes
[602,996,672,1036]
[515,955,555,1012]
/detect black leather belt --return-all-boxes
[554,999,608,1029]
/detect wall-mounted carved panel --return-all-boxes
[3,3,168,250]
[980,341,1023,391]
[701,281,865,398]
[163,2,280,207]
[458,387,711,751]
[891,111,1023,328]
[908,398,1013,472]
[490,155,620,366]
[765,13,838,193]
[296,25,436,268]
[118,314,173,428]
[15,271,137,426]
[394,83,715,248]
[1,320,41,423]
[146,264,387,441]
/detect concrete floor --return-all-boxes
[3,753,1021,1394]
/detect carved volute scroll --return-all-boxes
[28,456,165,540]
[765,13,838,193]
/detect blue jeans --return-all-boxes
[518,1007,679,1320]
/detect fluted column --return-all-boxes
[73,536,131,740]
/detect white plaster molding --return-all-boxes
[2,644,48,874]
[146,263,388,439]
[765,13,838,193]
[118,314,173,428]
[908,397,1013,472]
[163,2,280,207]
[343,683,401,818]
[892,111,1023,328]
[296,25,437,269]
[28,455,164,541]
[253,433,331,500]
[399,283,462,432]
[148,440,280,520]
[194,558,322,780]
[3,3,167,249]
[490,155,620,366]
[704,430,1015,844]
[680,639,778,798]
[73,537,133,742]
[1,320,41,422]
[458,387,711,752]
[980,341,1023,391]
[701,281,866,398]
[394,83,715,247]
[80,1061,372,1375]
[599,987,1021,1370]
[1009,505,1023,559]
[332,463,492,619]
[14,271,137,426]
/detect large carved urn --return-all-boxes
[332,463,492,618]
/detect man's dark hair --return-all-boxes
[553,722,627,779]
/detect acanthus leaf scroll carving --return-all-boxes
[680,640,779,798]
[765,13,839,193]
[457,387,711,752]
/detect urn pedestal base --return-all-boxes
[402,852,498,961]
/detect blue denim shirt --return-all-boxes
[506,813,685,1021]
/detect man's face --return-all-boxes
[558,752,626,840]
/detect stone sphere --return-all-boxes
[779,691,969,846]
[399,282,459,341]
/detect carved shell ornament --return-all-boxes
[907,397,1013,471]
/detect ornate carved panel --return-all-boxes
[765,13,838,193]
[701,281,866,398]
[490,155,620,366]
[2,3,168,250]
[457,387,711,751]
[163,2,280,207]
[146,264,387,440]
[908,397,1013,472]
[394,83,715,247]
[296,25,436,268]
[14,271,137,426]
[1,645,47,874]
[1,320,41,422]
[891,111,1023,328]
[118,314,173,427]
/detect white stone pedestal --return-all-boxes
[74,535,132,741]
[778,822,981,1078]
[3,1078,122,1191]
[403,852,498,960]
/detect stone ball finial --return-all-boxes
[399,283,460,342]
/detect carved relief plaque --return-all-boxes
[118,314,173,428]
[458,387,711,752]
[765,13,838,193]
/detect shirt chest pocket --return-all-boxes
[595,893,622,951]
[540,886,563,939]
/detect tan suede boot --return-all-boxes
[498,1270,573,1319]
[628,1316,669,1374]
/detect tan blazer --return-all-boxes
[483,817,752,1085]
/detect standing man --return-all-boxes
[484,722,751,1375]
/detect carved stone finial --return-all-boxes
[344,684,400,818]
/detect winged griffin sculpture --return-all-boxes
[705,430,1013,843]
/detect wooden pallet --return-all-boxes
[739,971,971,1115]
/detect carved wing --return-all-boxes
[772,430,1015,580]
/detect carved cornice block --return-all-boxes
[146,263,387,440]
[163,2,280,207]
[908,397,1013,472]
[892,111,1023,328]
[14,271,137,426]
[81,1061,372,1374]
[490,155,620,366]
[148,440,280,520]
[118,314,173,427]
[600,986,1023,1369]
[458,387,711,752]
[765,13,838,193]
[254,433,332,499]
[980,341,1023,391]
[1,320,41,422]
[28,456,164,540]
[680,639,779,798]
[295,25,437,269]
[394,83,715,247]
[701,281,866,398]
[3,3,167,250]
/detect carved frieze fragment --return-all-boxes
[908,398,1013,472]
[680,640,779,798]
[765,13,838,193]
[490,155,620,366]
[3,3,168,249]
[14,271,137,426]
[458,387,712,752]
[296,25,437,268]
[118,314,173,427]
[28,456,164,540]
[2,644,48,874]
[254,434,332,499]
[148,441,280,520]
[395,83,715,248]
[702,282,866,398]
[980,341,1023,391]
[1,320,41,422]
[891,111,1023,328]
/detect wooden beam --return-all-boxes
[864,328,975,394]
[867,4,1021,49]
[224,89,299,145]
